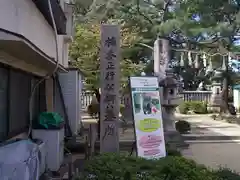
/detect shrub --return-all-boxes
[120,104,125,115]
[178,102,191,114]
[76,153,223,180]
[175,120,191,134]
[191,101,208,114]
[87,103,99,117]
[166,147,182,156]
[214,168,240,180]
[178,101,208,114]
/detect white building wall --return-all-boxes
[0,0,70,68]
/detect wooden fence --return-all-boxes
[81,91,128,110]
[81,90,212,109]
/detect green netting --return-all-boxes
[38,112,64,129]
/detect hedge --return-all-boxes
[179,101,208,114]
[175,120,191,134]
[74,153,240,180]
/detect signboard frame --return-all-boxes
[129,76,166,159]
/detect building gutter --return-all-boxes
[0,28,67,75]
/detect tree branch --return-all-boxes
[137,43,154,50]
[166,30,226,50]
[136,0,153,25]
[162,0,171,21]
[143,0,165,11]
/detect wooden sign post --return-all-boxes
[100,24,120,153]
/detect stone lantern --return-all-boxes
[209,69,223,112]
[158,68,186,148]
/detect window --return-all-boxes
[54,77,65,119]
[8,70,32,136]
[31,77,47,122]
[0,65,8,140]
[0,64,46,142]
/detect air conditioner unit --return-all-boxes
[32,129,64,172]
[38,142,47,176]
[32,139,47,176]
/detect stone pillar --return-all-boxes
[163,107,176,132]
[99,25,120,153]
[209,70,223,112]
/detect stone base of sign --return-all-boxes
[164,130,189,150]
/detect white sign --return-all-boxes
[130,76,166,159]
[100,24,120,152]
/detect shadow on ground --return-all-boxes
[176,114,240,141]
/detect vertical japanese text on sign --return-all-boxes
[100,25,120,152]
[104,35,117,122]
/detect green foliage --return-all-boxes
[165,146,182,156]
[69,24,144,90]
[175,120,191,134]
[179,101,208,114]
[70,25,100,89]
[173,65,208,90]
[73,0,240,62]
[87,103,99,117]
[73,0,240,98]
[120,104,125,115]
[191,101,208,114]
[176,0,240,44]
[232,45,240,53]
[214,168,240,180]
[178,101,191,114]
[76,153,227,180]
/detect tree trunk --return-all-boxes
[221,79,229,114]
[94,88,101,138]
[220,55,229,114]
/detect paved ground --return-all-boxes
[178,114,240,172]
[80,112,240,173]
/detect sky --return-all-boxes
[235,40,240,45]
